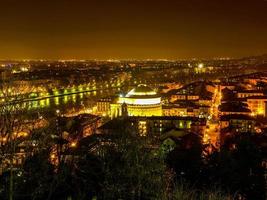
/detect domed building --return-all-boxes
[110,85,162,118]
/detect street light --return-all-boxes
[198,63,204,69]
[70,141,77,148]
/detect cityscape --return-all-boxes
[1,1,267,200]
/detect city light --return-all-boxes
[198,63,204,69]
[70,141,77,148]
[0,1,266,199]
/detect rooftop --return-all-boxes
[237,90,264,94]
[126,84,157,97]
[220,114,254,121]
[246,95,267,100]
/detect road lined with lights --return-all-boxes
[203,85,221,147]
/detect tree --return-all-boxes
[166,133,204,184]
[99,132,169,200]
[205,133,265,200]
[0,76,36,200]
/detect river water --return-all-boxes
[13,87,123,116]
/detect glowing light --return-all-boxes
[32,101,38,108]
[198,63,204,69]
[78,86,83,91]
[50,154,56,159]
[139,121,147,136]
[72,94,76,102]
[64,95,69,103]
[179,121,184,128]
[46,98,50,106]
[20,132,28,137]
[20,67,29,72]
[118,97,161,105]
[30,93,38,98]
[203,133,210,144]
[40,99,45,108]
[257,107,264,115]
[1,137,7,143]
[55,97,59,105]
[126,87,157,97]
[70,141,77,148]
[53,90,59,95]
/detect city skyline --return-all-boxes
[1,1,267,199]
[1,0,267,60]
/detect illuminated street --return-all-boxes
[203,85,221,147]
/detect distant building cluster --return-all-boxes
[3,58,267,177]
[95,71,267,149]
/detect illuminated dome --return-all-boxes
[119,85,161,105]
[126,85,157,97]
[113,84,162,117]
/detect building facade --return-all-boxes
[110,84,162,118]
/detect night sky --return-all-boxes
[0,0,267,60]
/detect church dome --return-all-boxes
[115,84,162,117]
[118,84,161,106]
[126,84,157,97]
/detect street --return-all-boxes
[203,86,221,147]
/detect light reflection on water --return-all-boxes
[17,88,121,113]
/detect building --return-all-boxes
[219,114,256,145]
[97,97,114,116]
[246,96,267,116]
[61,114,102,138]
[237,90,264,98]
[158,82,182,93]
[162,101,200,117]
[170,81,214,108]
[219,102,251,116]
[219,82,236,91]
[110,84,162,118]
[171,93,199,102]
[99,116,206,136]
[220,114,256,132]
